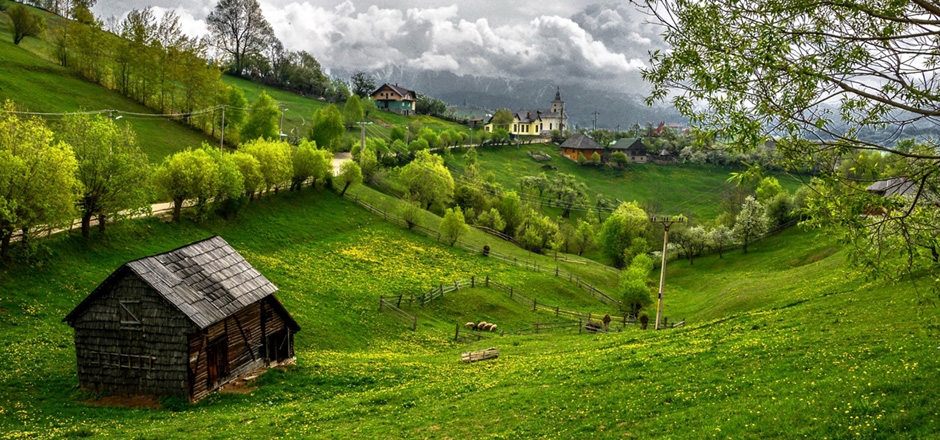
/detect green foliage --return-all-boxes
[399,150,454,211]
[515,209,559,253]
[219,86,248,146]
[733,196,769,253]
[206,0,275,76]
[290,140,328,191]
[755,176,782,203]
[57,113,151,237]
[7,4,44,45]
[490,108,513,128]
[707,224,733,258]
[389,126,407,144]
[609,151,628,168]
[619,253,654,315]
[350,71,376,98]
[153,148,218,222]
[573,219,595,256]
[440,206,470,246]
[308,104,344,152]
[343,94,363,128]
[577,151,587,165]
[598,201,650,267]
[240,137,292,193]
[476,208,506,232]
[399,199,422,229]
[358,146,379,184]
[0,101,81,257]
[335,160,362,196]
[590,151,601,166]
[240,91,280,142]
[230,151,263,199]
[202,145,246,219]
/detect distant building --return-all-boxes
[609,138,649,163]
[64,236,300,402]
[560,133,604,162]
[866,177,919,198]
[371,83,417,115]
[484,88,568,136]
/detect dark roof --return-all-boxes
[372,83,416,100]
[610,138,647,153]
[65,236,298,331]
[560,133,603,150]
[866,177,918,198]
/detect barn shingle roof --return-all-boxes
[65,236,290,330]
[560,133,603,150]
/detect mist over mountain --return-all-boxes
[335,67,685,130]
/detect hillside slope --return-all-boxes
[0,187,935,438]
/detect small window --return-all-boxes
[120,300,142,328]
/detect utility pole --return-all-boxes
[219,105,226,151]
[278,105,287,141]
[651,215,684,330]
[359,120,372,151]
[591,111,600,132]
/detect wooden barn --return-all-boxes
[560,133,604,162]
[63,236,300,401]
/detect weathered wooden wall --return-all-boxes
[71,272,193,397]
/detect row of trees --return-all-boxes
[0,102,362,260]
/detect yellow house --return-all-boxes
[484,89,568,136]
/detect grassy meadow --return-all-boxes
[0,187,936,438]
[449,143,805,221]
[0,10,215,163]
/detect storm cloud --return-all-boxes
[93,1,664,88]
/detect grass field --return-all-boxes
[449,143,805,222]
[0,187,936,438]
[0,11,215,163]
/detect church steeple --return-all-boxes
[554,87,562,101]
[551,87,564,115]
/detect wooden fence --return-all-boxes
[379,295,417,330]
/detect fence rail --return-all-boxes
[379,295,417,330]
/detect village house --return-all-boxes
[371,83,417,115]
[609,138,649,163]
[559,133,604,162]
[484,88,568,136]
[63,236,300,401]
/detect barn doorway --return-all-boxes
[206,336,229,389]
[265,330,290,363]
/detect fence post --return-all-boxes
[413,315,417,331]
[440,283,444,298]
[555,306,559,317]
[555,267,559,276]
[533,298,537,311]
[579,318,583,334]
[569,272,573,282]
[455,323,460,341]
[397,294,402,308]
[485,276,489,287]
[454,280,459,291]
[379,295,383,311]
[471,276,475,288]
[588,312,592,322]
[510,287,514,299]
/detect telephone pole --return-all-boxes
[591,111,600,131]
[651,215,684,330]
[219,105,226,151]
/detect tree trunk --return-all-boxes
[97,213,106,235]
[81,213,92,239]
[0,232,10,259]
[173,199,183,222]
[340,182,351,196]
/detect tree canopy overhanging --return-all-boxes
[638,0,940,291]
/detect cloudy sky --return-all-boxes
[92,1,664,89]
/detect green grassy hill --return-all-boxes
[450,143,804,221]
[0,9,215,163]
[0,187,935,438]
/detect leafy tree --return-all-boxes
[755,176,782,203]
[519,174,550,200]
[8,4,45,45]
[590,151,602,166]
[399,150,454,210]
[491,109,514,129]
[549,173,588,218]
[240,91,279,141]
[733,196,769,253]
[620,254,654,316]
[202,145,246,219]
[515,209,559,253]
[573,219,596,256]
[577,152,587,165]
[240,138,292,194]
[672,225,708,265]
[230,151,263,199]
[335,160,362,196]
[218,86,248,145]
[476,208,506,232]
[440,206,470,246]
[707,224,733,259]
[58,114,151,238]
[598,201,651,267]
[390,126,408,144]
[497,191,525,235]
[290,140,322,191]
[350,71,376,98]
[640,0,940,286]
[343,94,363,128]
[610,151,628,169]
[408,138,430,152]
[400,199,422,229]
[358,146,379,184]
[153,148,218,222]
[308,104,344,151]
[206,0,275,75]
[0,103,81,257]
